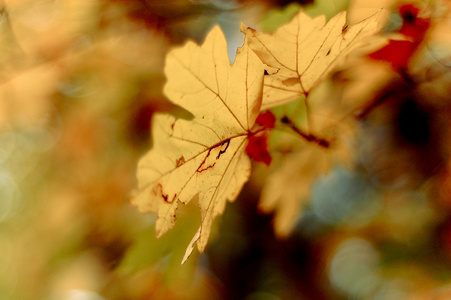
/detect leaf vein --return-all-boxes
[172,53,247,131]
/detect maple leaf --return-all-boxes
[241,10,381,110]
[131,26,264,263]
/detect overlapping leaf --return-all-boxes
[241,10,381,109]
[260,130,353,236]
[131,26,264,263]
[260,147,331,236]
[259,85,356,236]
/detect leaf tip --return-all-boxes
[240,22,247,33]
[155,225,165,239]
[240,22,256,34]
[210,24,223,35]
[203,25,227,49]
[181,227,201,264]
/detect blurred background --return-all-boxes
[2,0,451,299]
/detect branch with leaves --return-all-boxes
[132,9,382,263]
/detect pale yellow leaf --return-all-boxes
[241,10,381,110]
[132,26,264,261]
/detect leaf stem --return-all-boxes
[304,92,312,133]
[281,116,330,148]
[248,127,267,137]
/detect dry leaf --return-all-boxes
[132,26,264,263]
[241,10,381,110]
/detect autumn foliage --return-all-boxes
[132,9,382,262]
[4,1,451,299]
[368,4,430,70]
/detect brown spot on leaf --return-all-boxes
[176,155,185,167]
[216,139,230,159]
[197,162,216,173]
[197,148,217,173]
[153,183,172,203]
[196,139,230,173]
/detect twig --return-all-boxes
[281,116,330,148]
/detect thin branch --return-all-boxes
[281,115,330,148]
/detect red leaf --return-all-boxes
[246,135,272,165]
[368,4,430,70]
[369,40,417,70]
[256,111,276,129]
[398,4,430,39]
